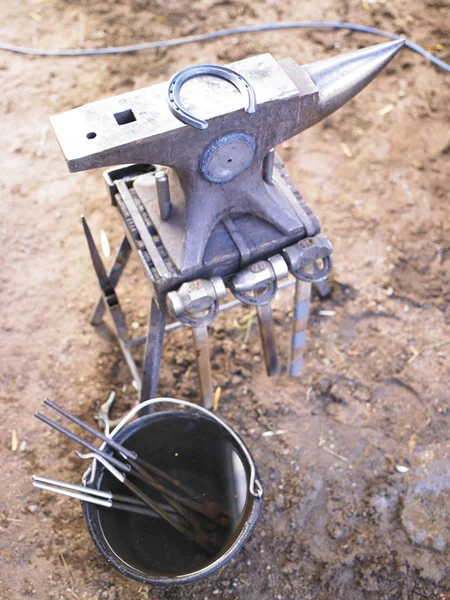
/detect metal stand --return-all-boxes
[82,162,333,407]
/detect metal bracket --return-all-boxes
[167,64,257,130]
[166,277,227,327]
[283,234,333,282]
[229,254,289,306]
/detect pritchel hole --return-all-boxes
[114,108,136,126]
[86,132,97,139]
[227,158,232,163]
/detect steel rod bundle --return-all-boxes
[33,400,230,554]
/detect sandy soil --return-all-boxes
[0,0,449,598]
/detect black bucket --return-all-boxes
[82,399,263,585]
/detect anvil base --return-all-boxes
[104,158,320,306]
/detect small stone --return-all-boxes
[27,505,39,514]
[131,321,140,329]
[19,441,27,452]
[401,446,450,552]
[396,465,409,473]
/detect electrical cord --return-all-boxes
[0,21,448,72]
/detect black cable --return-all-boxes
[0,21,448,72]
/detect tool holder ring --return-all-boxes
[230,280,278,307]
[292,255,333,283]
[176,303,219,328]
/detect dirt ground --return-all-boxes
[1,0,449,598]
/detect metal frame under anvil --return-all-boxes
[50,40,404,408]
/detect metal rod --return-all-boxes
[192,325,214,409]
[129,461,225,521]
[32,475,112,499]
[115,179,169,277]
[81,216,142,389]
[41,400,226,521]
[110,499,176,518]
[140,297,167,406]
[256,302,279,376]
[314,278,332,299]
[91,236,132,326]
[81,216,115,296]
[43,399,138,460]
[112,493,175,510]
[128,461,215,534]
[112,308,143,390]
[32,476,180,519]
[120,476,211,549]
[135,454,201,500]
[34,412,132,473]
[76,449,212,552]
[155,170,171,221]
[43,399,200,499]
[289,277,312,376]
[33,481,113,508]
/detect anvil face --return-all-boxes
[50,54,312,172]
[51,40,403,273]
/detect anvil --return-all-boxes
[51,40,404,275]
[50,39,403,406]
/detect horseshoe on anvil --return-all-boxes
[167,64,257,130]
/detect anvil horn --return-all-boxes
[293,39,405,131]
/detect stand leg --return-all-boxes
[82,217,142,389]
[289,278,312,376]
[91,236,132,326]
[256,303,279,376]
[110,303,143,390]
[314,279,332,299]
[192,325,214,409]
[140,298,167,404]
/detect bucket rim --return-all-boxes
[83,398,263,499]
